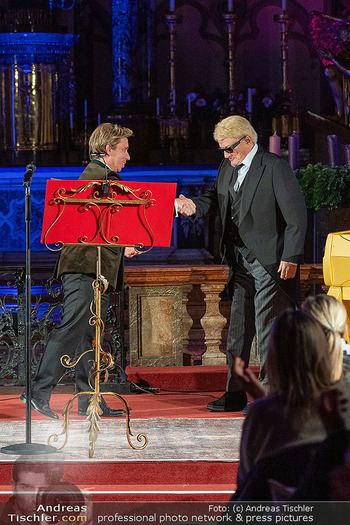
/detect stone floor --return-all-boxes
[0,416,243,461]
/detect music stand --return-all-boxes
[1,164,57,456]
[41,178,176,457]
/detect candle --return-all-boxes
[327,134,339,167]
[169,0,175,12]
[269,132,281,155]
[97,113,101,126]
[288,131,299,171]
[172,89,176,107]
[228,0,233,12]
[187,95,191,114]
[69,111,73,130]
[84,99,87,118]
[345,145,350,169]
[282,0,287,11]
[156,97,160,116]
[247,88,253,113]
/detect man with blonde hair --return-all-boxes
[21,123,140,419]
[176,115,307,412]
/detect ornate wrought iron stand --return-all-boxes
[48,246,148,458]
[42,179,152,457]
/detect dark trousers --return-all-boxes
[32,273,110,408]
[226,248,293,391]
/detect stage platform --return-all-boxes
[0,366,250,505]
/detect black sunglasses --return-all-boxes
[219,136,246,154]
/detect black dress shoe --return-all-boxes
[20,393,59,420]
[77,396,126,418]
[207,391,247,412]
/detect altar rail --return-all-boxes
[0,263,324,386]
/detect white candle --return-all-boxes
[69,111,73,130]
[269,132,281,155]
[228,1,233,12]
[187,96,191,114]
[97,112,101,126]
[156,98,160,116]
[282,0,287,11]
[170,0,175,12]
[172,90,176,106]
[84,99,87,118]
[247,88,253,113]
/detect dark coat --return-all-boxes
[56,160,125,290]
[192,146,307,301]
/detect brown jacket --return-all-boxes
[56,160,125,290]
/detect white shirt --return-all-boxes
[234,143,258,192]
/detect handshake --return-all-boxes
[175,194,196,217]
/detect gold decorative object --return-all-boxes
[158,11,190,162]
[274,11,293,110]
[45,181,150,457]
[158,115,190,162]
[273,9,300,142]
[43,181,156,253]
[222,12,239,114]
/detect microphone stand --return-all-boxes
[1,164,57,455]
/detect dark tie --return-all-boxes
[230,163,244,193]
[229,163,245,226]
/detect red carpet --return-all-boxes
[0,365,258,421]
[0,392,243,421]
[126,365,235,392]
[0,366,249,505]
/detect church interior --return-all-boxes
[0,0,350,514]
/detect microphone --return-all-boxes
[90,152,106,158]
[23,162,36,188]
[101,180,111,197]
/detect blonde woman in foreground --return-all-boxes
[234,294,350,398]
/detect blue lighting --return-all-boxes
[0,33,77,65]
[0,166,216,253]
[51,1,75,10]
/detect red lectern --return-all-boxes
[41,179,176,457]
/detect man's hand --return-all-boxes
[175,194,196,217]
[124,247,141,258]
[278,261,297,280]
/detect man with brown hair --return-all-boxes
[21,123,140,419]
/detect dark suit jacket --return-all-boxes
[56,160,125,290]
[192,146,307,301]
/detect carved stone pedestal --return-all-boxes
[190,266,229,366]
[200,283,227,366]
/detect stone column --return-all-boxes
[200,283,227,365]
[111,0,156,111]
[190,266,229,366]
[111,0,134,108]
